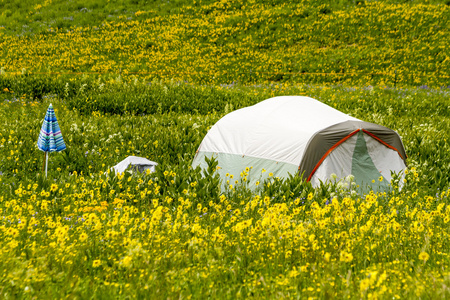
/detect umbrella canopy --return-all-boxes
[112,156,158,175]
[37,103,66,152]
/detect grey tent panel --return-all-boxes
[299,120,407,180]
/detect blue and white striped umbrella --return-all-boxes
[37,103,66,152]
[37,104,66,177]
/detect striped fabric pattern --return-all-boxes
[37,104,66,152]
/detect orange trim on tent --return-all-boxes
[306,129,361,181]
[362,129,406,160]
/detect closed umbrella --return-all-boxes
[37,103,66,177]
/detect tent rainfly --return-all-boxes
[192,96,407,192]
[111,156,158,175]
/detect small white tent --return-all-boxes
[192,96,407,192]
[112,156,158,175]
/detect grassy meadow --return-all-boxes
[1,0,450,299]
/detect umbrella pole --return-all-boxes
[42,152,46,172]
[45,152,48,178]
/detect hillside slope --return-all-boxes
[0,0,449,86]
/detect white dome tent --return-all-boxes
[192,96,407,192]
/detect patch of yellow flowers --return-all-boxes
[0,169,450,298]
[0,2,448,86]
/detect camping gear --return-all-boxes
[192,96,407,192]
[111,156,158,175]
[37,103,66,177]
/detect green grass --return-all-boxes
[0,0,180,35]
[1,81,449,191]
[1,0,448,36]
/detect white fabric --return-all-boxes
[198,96,359,165]
[310,134,358,187]
[364,135,406,183]
[112,156,158,174]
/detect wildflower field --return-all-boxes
[1,0,450,299]
[1,0,449,86]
